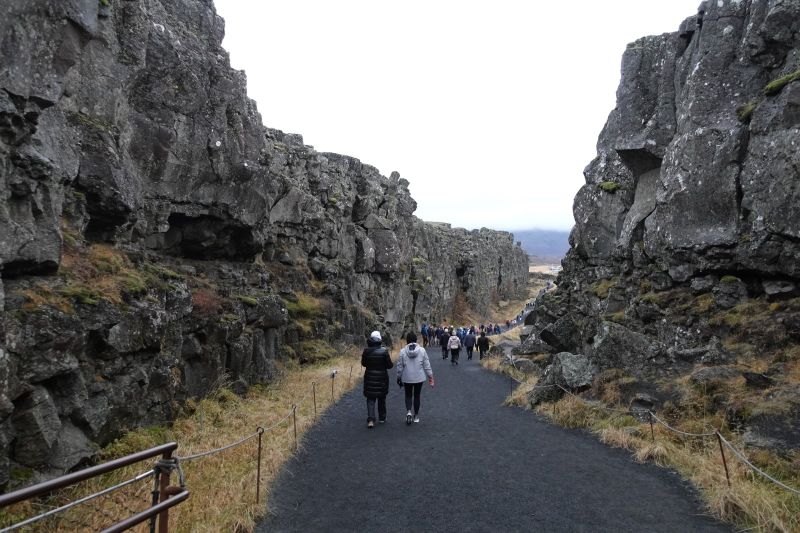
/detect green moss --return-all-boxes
[58,284,101,305]
[220,313,241,325]
[591,277,617,299]
[604,311,626,324]
[412,256,428,266]
[235,294,258,307]
[99,0,110,6]
[283,293,322,319]
[9,467,33,483]
[143,262,183,281]
[121,272,149,295]
[693,293,716,313]
[763,69,800,96]
[720,275,740,284]
[736,100,760,122]
[297,339,337,363]
[598,181,621,194]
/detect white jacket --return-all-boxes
[397,343,433,384]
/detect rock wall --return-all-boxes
[522,0,800,379]
[0,0,527,484]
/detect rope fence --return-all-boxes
[499,361,800,498]
[0,366,347,532]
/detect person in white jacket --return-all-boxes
[396,332,435,424]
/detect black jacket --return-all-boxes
[477,336,490,351]
[362,340,393,398]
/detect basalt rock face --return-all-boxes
[524,0,800,446]
[0,0,527,484]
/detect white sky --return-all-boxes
[214,1,700,232]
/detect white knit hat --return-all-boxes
[370,330,382,342]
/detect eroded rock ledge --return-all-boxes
[521,0,800,451]
[0,0,527,484]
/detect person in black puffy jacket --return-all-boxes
[361,330,393,428]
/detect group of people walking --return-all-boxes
[361,331,434,428]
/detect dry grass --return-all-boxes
[482,361,800,532]
[0,351,363,533]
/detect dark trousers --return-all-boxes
[450,348,460,363]
[479,348,487,359]
[441,345,448,358]
[466,346,474,359]
[404,382,423,414]
[366,396,387,422]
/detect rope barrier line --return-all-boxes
[179,431,262,463]
[0,470,155,533]
[646,411,717,438]
[498,358,800,498]
[717,433,800,496]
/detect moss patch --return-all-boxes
[591,277,618,299]
[736,100,761,122]
[297,339,337,364]
[284,293,322,319]
[598,181,621,194]
[763,69,800,96]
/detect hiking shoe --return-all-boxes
[406,412,413,425]
[367,419,374,429]
[379,418,386,424]
[413,415,420,423]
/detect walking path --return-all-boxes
[257,351,729,532]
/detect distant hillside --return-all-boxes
[512,229,570,263]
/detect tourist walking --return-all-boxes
[361,331,393,428]
[439,328,450,359]
[447,331,461,365]
[421,323,429,347]
[464,329,476,360]
[477,331,490,360]
[396,333,435,424]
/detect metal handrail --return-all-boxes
[0,442,178,507]
[99,489,190,533]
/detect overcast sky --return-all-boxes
[214,0,700,232]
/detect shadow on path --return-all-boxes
[257,351,729,532]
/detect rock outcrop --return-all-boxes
[523,0,800,448]
[0,0,527,484]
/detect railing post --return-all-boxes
[292,405,298,451]
[149,469,161,533]
[331,371,336,403]
[256,427,264,504]
[348,365,353,386]
[158,450,172,533]
[716,432,731,487]
[312,381,317,421]
[649,412,655,443]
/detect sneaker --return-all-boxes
[367,419,374,429]
[379,418,386,424]
[406,412,413,425]
[413,415,420,423]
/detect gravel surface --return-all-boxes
[257,350,729,532]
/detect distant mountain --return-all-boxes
[511,229,571,263]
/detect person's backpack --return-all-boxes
[448,336,460,350]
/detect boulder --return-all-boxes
[528,352,595,407]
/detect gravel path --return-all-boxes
[256,350,729,532]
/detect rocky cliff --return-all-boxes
[521,0,799,449]
[0,0,527,485]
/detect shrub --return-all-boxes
[591,278,617,299]
[192,288,222,316]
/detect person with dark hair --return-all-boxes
[439,327,450,359]
[464,329,476,360]
[397,332,434,424]
[477,331,490,360]
[361,330,393,428]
